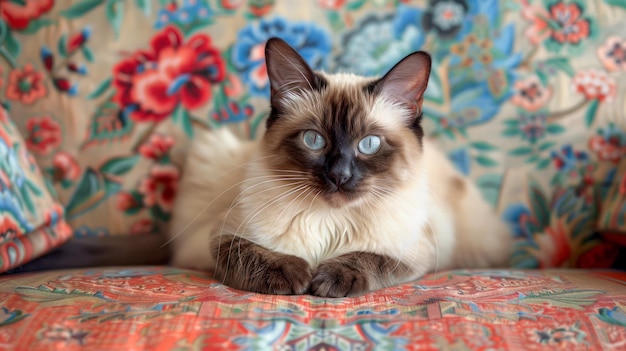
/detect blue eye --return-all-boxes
[358,135,381,155]
[303,130,326,150]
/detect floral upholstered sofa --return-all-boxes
[0,0,626,349]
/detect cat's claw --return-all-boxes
[310,262,369,298]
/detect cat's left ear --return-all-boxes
[373,51,431,117]
[265,37,319,109]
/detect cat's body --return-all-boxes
[169,38,512,297]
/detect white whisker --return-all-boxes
[233,183,310,240]
[226,183,309,271]
[214,180,307,275]
[164,174,309,247]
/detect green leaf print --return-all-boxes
[65,168,121,219]
[105,0,124,39]
[585,99,599,127]
[519,290,603,310]
[61,0,107,19]
[99,155,140,177]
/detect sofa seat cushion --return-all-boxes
[0,267,625,350]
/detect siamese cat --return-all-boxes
[169,38,512,297]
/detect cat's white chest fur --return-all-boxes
[237,164,449,274]
[283,204,451,275]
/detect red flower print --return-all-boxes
[248,0,273,17]
[318,0,346,10]
[67,27,91,54]
[219,0,244,10]
[223,73,243,97]
[138,134,174,161]
[138,164,179,211]
[0,216,21,243]
[130,219,156,235]
[535,220,571,268]
[5,64,47,104]
[25,116,61,155]
[0,109,11,148]
[247,42,269,92]
[0,0,54,30]
[511,76,552,112]
[51,152,80,181]
[588,137,626,164]
[522,1,591,47]
[572,69,617,102]
[116,191,142,211]
[112,26,225,123]
[0,171,8,190]
[597,36,626,72]
[0,107,8,124]
[42,203,66,228]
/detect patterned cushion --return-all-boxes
[1,0,625,269]
[0,267,625,349]
[0,108,72,273]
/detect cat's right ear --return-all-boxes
[265,38,319,109]
[372,51,431,118]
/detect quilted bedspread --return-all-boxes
[0,267,625,350]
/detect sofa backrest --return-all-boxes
[2,0,625,269]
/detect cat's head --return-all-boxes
[260,38,431,208]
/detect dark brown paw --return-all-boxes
[310,261,369,297]
[212,234,312,295]
[256,255,312,295]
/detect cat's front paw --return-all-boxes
[310,262,369,298]
[260,256,312,295]
[212,235,312,295]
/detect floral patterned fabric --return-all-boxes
[0,0,625,270]
[0,267,625,350]
[0,108,72,273]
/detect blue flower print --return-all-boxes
[211,101,254,124]
[154,0,213,29]
[335,6,426,76]
[550,145,590,173]
[598,306,626,327]
[230,17,332,98]
[0,189,34,232]
[549,145,596,197]
[426,0,522,132]
[0,139,25,191]
[422,0,469,39]
[502,203,533,239]
[448,148,471,175]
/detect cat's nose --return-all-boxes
[328,164,352,188]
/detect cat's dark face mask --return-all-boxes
[262,37,431,207]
